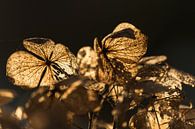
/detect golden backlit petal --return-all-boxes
[40,67,55,86]
[168,68,195,87]
[137,61,195,92]
[139,55,167,65]
[106,40,147,56]
[103,22,147,48]
[6,51,45,88]
[50,43,78,75]
[113,22,139,33]
[104,36,147,58]
[7,39,78,88]
[23,37,55,59]
[0,89,16,105]
[93,37,102,54]
[107,51,142,63]
[102,23,147,68]
[103,38,134,50]
[50,43,69,61]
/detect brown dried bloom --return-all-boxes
[6,38,78,88]
[5,22,195,129]
[94,22,147,84]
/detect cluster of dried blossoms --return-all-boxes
[2,22,195,129]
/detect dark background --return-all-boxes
[0,0,195,104]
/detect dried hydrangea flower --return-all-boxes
[122,55,195,129]
[126,86,192,129]
[136,55,195,99]
[6,38,78,88]
[106,56,195,129]
[4,22,195,129]
[94,22,147,84]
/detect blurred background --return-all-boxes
[0,0,195,105]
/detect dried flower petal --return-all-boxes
[6,38,78,88]
[94,22,147,84]
[139,55,167,65]
[137,60,195,94]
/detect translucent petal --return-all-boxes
[39,66,56,86]
[113,22,139,33]
[7,38,78,88]
[139,55,167,65]
[99,22,147,78]
[23,38,55,60]
[50,43,78,76]
[6,51,45,88]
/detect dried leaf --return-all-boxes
[6,38,78,88]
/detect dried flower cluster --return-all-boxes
[1,22,195,129]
